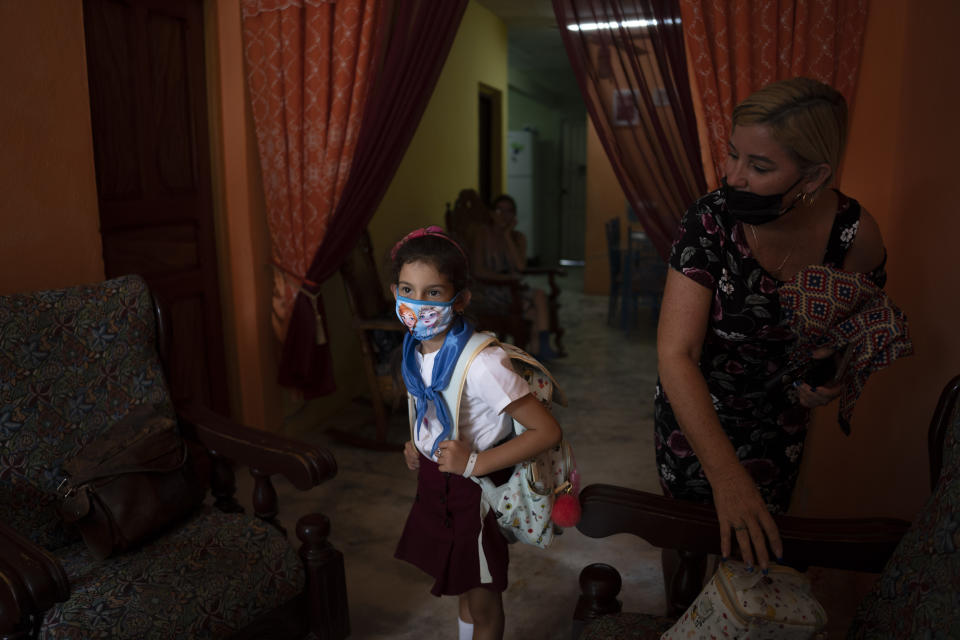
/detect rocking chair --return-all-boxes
[335,228,407,450]
[445,188,566,355]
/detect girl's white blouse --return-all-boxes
[413,344,530,460]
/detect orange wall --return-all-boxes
[582,1,960,520]
[791,0,960,520]
[584,121,627,295]
[205,0,285,429]
[0,1,104,294]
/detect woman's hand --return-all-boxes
[403,441,420,471]
[793,379,843,408]
[794,346,844,408]
[436,439,471,475]
[711,464,783,571]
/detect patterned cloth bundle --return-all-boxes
[778,265,913,434]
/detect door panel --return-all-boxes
[560,118,587,262]
[84,0,228,414]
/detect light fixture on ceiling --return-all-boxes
[566,18,679,31]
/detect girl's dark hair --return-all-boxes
[391,232,470,292]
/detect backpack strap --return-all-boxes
[497,342,568,408]
[445,332,498,440]
[407,331,497,443]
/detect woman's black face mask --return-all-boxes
[721,176,805,226]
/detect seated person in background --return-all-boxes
[469,194,557,360]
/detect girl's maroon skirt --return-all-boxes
[395,454,510,596]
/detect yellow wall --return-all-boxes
[298,0,508,429]
[368,1,508,257]
[791,0,960,520]
[0,1,104,294]
[209,0,509,431]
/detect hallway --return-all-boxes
[276,269,668,639]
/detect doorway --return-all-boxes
[82,0,229,414]
[478,83,503,207]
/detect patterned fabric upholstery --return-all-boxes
[581,613,676,640]
[41,508,304,639]
[848,391,960,638]
[0,275,172,550]
[0,276,308,637]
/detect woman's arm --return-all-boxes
[436,394,561,476]
[503,230,527,272]
[841,207,885,274]
[657,269,783,569]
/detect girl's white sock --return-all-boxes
[458,618,474,640]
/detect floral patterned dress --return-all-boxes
[654,188,885,513]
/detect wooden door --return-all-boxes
[83,0,229,414]
[559,118,587,262]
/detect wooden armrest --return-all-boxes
[578,484,909,573]
[177,402,337,491]
[0,521,70,634]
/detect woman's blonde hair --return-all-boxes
[732,77,847,186]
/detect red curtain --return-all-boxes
[277,0,470,395]
[554,0,708,260]
[242,0,381,341]
[680,0,870,184]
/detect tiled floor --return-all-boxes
[255,268,874,639]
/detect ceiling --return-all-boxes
[475,0,583,104]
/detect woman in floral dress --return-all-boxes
[655,78,887,571]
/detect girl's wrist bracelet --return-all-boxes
[462,451,479,478]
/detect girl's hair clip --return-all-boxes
[390,225,467,261]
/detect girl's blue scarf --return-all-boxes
[401,316,475,457]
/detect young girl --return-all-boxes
[391,226,563,640]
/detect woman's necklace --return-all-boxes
[748,224,793,276]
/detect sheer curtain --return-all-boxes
[554,0,708,259]
[680,0,870,184]
[276,0,470,395]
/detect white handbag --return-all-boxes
[661,560,827,640]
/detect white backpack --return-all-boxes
[408,331,575,549]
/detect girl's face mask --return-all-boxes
[395,294,460,341]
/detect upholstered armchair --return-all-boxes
[0,275,348,639]
[572,374,960,639]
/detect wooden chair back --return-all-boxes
[335,229,407,450]
[446,188,488,250]
[340,228,391,321]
